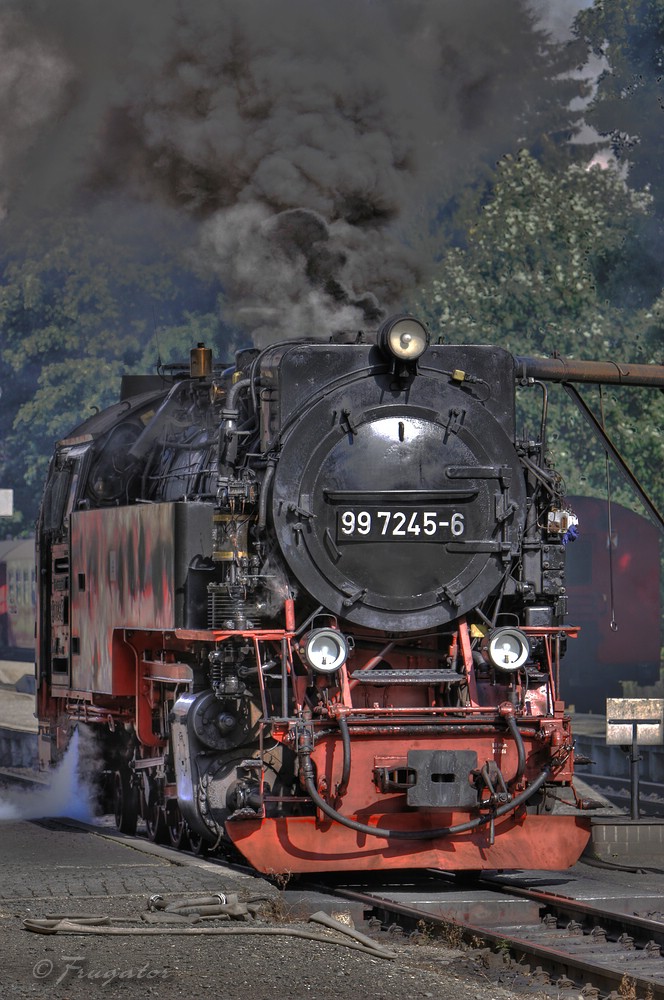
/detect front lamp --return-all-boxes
[302,628,349,674]
[486,627,530,672]
[378,315,430,363]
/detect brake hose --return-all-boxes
[316,709,530,834]
[301,749,550,841]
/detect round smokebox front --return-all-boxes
[271,389,525,631]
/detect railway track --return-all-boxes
[583,773,664,818]
[85,804,664,999]
[308,869,664,999]
[4,765,664,997]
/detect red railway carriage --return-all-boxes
[36,318,593,873]
[562,495,661,714]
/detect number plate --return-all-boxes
[336,507,465,542]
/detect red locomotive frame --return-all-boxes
[37,499,589,872]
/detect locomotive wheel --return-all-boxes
[145,792,169,844]
[113,770,138,836]
[187,826,209,856]
[166,804,189,850]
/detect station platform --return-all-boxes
[588,815,664,867]
[569,713,664,865]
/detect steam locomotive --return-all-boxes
[36,315,594,873]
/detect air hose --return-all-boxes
[300,721,550,841]
[336,713,351,798]
[23,912,396,959]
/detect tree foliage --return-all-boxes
[0,212,227,536]
[417,150,663,514]
[575,0,664,310]
[576,0,664,209]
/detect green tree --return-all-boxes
[417,151,663,513]
[574,0,664,312]
[575,0,664,213]
[0,212,227,536]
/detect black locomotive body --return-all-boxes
[36,316,591,872]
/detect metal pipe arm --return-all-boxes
[514,356,664,388]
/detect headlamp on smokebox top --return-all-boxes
[485,627,530,673]
[378,315,430,364]
[302,628,349,674]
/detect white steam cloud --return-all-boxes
[0,729,94,823]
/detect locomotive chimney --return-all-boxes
[190,343,213,378]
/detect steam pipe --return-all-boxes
[258,458,277,530]
[127,380,190,464]
[217,377,252,476]
[531,379,548,460]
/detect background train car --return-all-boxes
[0,537,35,659]
[561,495,661,713]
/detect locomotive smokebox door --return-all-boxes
[406,750,479,808]
[268,343,525,631]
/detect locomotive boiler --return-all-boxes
[36,315,596,872]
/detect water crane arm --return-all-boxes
[514,356,664,388]
[514,355,664,533]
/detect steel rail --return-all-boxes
[579,772,664,819]
[481,873,664,948]
[324,880,664,998]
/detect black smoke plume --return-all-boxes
[0,0,568,342]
